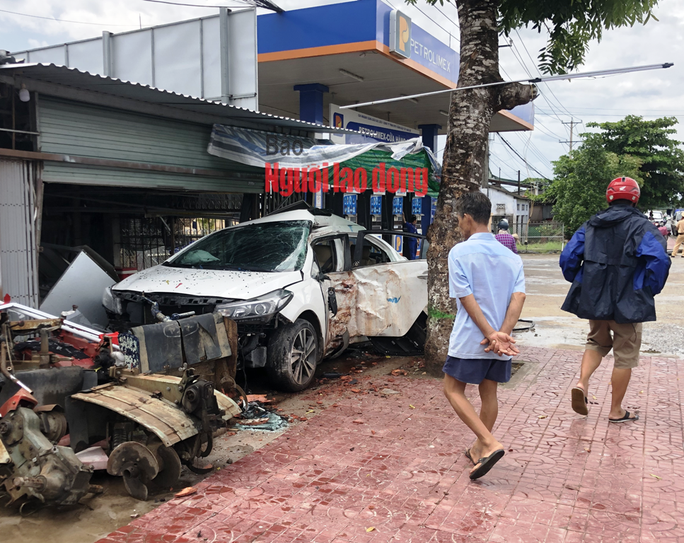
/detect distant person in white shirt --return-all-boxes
[443,191,526,480]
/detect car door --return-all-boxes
[348,233,427,338]
[310,235,355,356]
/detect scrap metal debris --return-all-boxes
[235,402,288,432]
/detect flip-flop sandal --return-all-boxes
[571,386,589,416]
[464,448,475,465]
[469,449,505,480]
[609,410,639,423]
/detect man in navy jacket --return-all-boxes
[559,177,670,423]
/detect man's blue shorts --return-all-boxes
[443,355,512,384]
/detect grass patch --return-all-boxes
[428,307,455,320]
[520,241,564,253]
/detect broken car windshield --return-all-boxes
[166,220,311,272]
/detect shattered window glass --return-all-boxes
[166,220,311,272]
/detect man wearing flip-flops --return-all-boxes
[559,177,670,423]
[443,192,526,480]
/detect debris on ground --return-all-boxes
[246,394,273,403]
[235,402,288,432]
[174,487,197,498]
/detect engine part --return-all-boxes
[0,407,98,505]
[36,406,68,443]
[152,444,182,489]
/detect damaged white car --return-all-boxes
[103,207,427,391]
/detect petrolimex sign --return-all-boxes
[329,104,419,145]
[389,9,455,82]
[390,10,411,58]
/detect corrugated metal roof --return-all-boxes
[0,63,351,134]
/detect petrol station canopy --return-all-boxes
[257,0,534,134]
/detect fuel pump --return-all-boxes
[411,197,424,257]
[370,195,382,230]
[411,197,423,234]
[392,196,404,255]
[343,194,358,223]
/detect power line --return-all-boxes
[384,0,459,49]
[141,0,248,7]
[513,29,575,119]
[0,7,137,26]
[498,134,552,180]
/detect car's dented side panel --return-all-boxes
[323,260,427,341]
[322,271,356,352]
[352,261,427,337]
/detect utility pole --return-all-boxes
[560,119,582,153]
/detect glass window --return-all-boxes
[166,220,311,272]
[350,236,392,268]
[311,239,337,274]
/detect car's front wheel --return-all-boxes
[268,319,319,391]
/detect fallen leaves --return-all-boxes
[409,404,416,409]
[352,419,364,424]
[366,527,375,532]
[246,394,273,403]
[650,473,662,480]
[538,415,547,419]
[175,487,197,498]
[391,369,408,376]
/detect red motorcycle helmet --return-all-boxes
[606,177,640,204]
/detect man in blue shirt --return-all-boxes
[443,192,526,480]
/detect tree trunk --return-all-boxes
[424,0,536,374]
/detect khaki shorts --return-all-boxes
[585,320,642,369]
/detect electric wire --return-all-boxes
[513,28,575,119]
[384,0,459,49]
[142,0,249,8]
[498,134,552,180]
[0,7,137,26]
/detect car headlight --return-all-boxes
[102,286,123,315]
[215,289,293,321]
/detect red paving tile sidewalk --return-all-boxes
[98,346,684,542]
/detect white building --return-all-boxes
[480,184,530,238]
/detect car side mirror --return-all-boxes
[317,273,330,282]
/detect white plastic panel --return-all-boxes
[113,29,153,86]
[11,12,257,108]
[154,20,202,97]
[27,46,66,65]
[227,9,258,110]
[67,40,103,75]
[202,17,221,101]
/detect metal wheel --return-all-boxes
[153,445,182,490]
[291,327,316,384]
[268,319,318,392]
[107,442,159,501]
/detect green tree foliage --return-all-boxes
[497,0,659,73]
[548,138,642,235]
[410,0,659,75]
[548,115,684,236]
[586,116,684,210]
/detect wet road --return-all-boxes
[516,253,684,357]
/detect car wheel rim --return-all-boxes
[290,328,316,384]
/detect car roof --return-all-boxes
[242,209,366,233]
